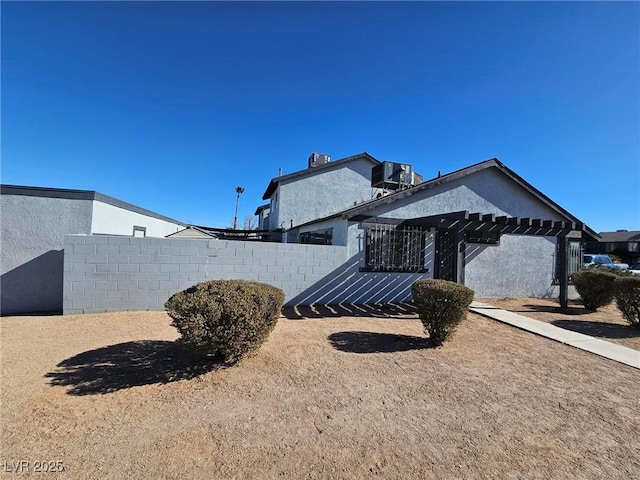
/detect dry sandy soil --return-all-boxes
[1,301,639,479]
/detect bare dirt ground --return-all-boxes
[1,302,639,479]
[481,297,640,351]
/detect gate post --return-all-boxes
[558,236,569,309]
[456,227,465,285]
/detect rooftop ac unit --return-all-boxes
[308,153,331,168]
[371,162,414,190]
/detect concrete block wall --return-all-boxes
[63,235,347,314]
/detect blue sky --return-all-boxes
[2,1,638,232]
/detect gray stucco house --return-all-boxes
[1,185,183,315]
[26,151,600,315]
[262,152,425,231]
[258,154,599,303]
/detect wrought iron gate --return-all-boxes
[435,229,456,281]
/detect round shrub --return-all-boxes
[571,268,618,311]
[165,280,285,363]
[614,276,640,328]
[411,279,475,346]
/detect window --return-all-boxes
[300,228,333,245]
[133,225,146,237]
[362,224,429,273]
[464,230,500,245]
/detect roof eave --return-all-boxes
[340,158,599,237]
[261,152,380,200]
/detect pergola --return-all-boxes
[374,210,598,309]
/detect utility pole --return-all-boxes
[233,186,245,230]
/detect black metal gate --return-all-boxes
[435,229,456,281]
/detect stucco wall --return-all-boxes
[272,158,376,230]
[91,200,182,237]
[1,187,184,315]
[1,195,93,314]
[336,166,569,299]
[365,168,565,222]
[290,216,350,247]
[302,222,436,304]
[63,236,348,314]
[464,234,557,297]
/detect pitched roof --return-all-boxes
[292,158,599,240]
[598,230,640,243]
[261,152,380,200]
[254,203,270,215]
[166,226,218,238]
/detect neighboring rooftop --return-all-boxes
[290,158,600,241]
[597,230,640,243]
[261,152,380,200]
[1,184,185,225]
[254,204,270,215]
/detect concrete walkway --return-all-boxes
[470,301,640,370]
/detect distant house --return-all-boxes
[166,226,219,239]
[585,230,640,265]
[0,185,183,315]
[263,152,384,230]
[255,155,599,301]
[254,204,270,231]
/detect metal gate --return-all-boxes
[554,239,583,284]
[435,229,456,281]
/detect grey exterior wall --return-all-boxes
[280,166,570,301]
[1,195,93,314]
[63,236,347,314]
[464,234,557,297]
[366,168,565,221]
[269,158,377,230]
[332,167,569,299]
[1,186,184,315]
[288,216,350,247]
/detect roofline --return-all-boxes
[1,184,97,200]
[332,158,598,239]
[1,184,185,226]
[166,226,218,238]
[595,230,640,242]
[261,152,381,200]
[254,203,270,215]
[290,212,343,231]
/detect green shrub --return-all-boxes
[165,280,285,363]
[411,279,475,346]
[572,268,619,310]
[614,276,640,328]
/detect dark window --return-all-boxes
[362,224,429,273]
[464,230,500,245]
[300,228,333,245]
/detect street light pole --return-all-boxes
[233,186,245,230]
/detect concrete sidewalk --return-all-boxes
[470,301,640,370]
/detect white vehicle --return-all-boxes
[629,262,640,276]
[583,254,629,270]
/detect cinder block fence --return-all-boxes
[63,235,347,314]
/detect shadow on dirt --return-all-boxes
[283,303,417,320]
[328,331,433,354]
[46,340,221,395]
[551,320,640,339]
[518,303,586,315]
